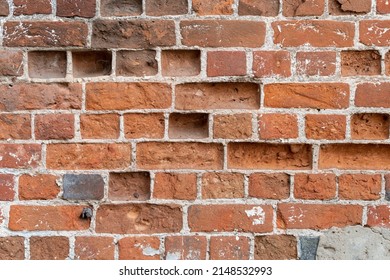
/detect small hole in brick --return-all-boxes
[109,172,150,201]
[80,208,93,219]
[72,51,112,78]
[28,51,67,78]
[169,113,209,139]
[161,50,201,77]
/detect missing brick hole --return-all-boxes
[80,208,93,219]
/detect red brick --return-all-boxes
[202,173,244,199]
[13,0,51,15]
[189,205,273,232]
[351,113,390,140]
[28,51,67,79]
[0,174,14,201]
[277,203,362,229]
[96,204,182,234]
[193,0,233,15]
[0,237,24,260]
[319,144,390,170]
[228,143,312,170]
[341,50,381,76]
[4,21,87,47]
[360,20,390,46]
[165,236,206,260]
[207,51,246,77]
[92,20,176,48]
[153,173,197,200]
[0,83,82,111]
[386,52,390,75]
[18,174,59,200]
[0,144,41,169]
[80,114,120,139]
[124,113,165,139]
[117,50,157,77]
[210,236,250,260]
[367,205,390,227]
[296,52,336,76]
[9,205,90,231]
[86,83,171,110]
[109,172,150,201]
[100,0,142,16]
[72,51,112,78]
[175,83,260,110]
[35,114,74,140]
[46,144,131,170]
[146,0,188,15]
[0,50,23,77]
[253,51,291,78]
[0,114,31,140]
[119,237,160,260]
[0,0,8,16]
[329,0,371,15]
[238,0,279,16]
[339,174,381,200]
[75,237,115,260]
[355,83,390,107]
[272,21,354,47]
[169,113,208,139]
[162,50,200,77]
[305,114,346,140]
[249,173,290,199]
[181,20,266,47]
[378,0,390,13]
[255,235,297,260]
[294,173,336,200]
[30,237,69,260]
[213,114,252,139]
[137,142,223,170]
[259,114,298,139]
[264,83,350,109]
[283,0,324,16]
[57,0,96,18]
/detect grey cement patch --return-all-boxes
[299,236,319,260]
[316,226,390,260]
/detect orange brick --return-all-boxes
[259,114,298,139]
[249,173,290,199]
[360,20,390,46]
[296,51,336,76]
[253,51,291,78]
[367,205,390,227]
[351,113,390,140]
[294,173,336,200]
[355,83,390,107]
[18,174,59,200]
[80,114,120,139]
[124,113,165,139]
[339,174,381,200]
[193,0,233,15]
[210,236,250,260]
[35,114,74,140]
[202,173,244,199]
[305,114,346,140]
[0,174,14,201]
[164,236,207,260]
[119,237,160,260]
[207,51,246,77]
[255,235,297,260]
[153,173,197,200]
[30,237,69,260]
[0,114,30,140]
[213,114,252,139]
[75,237,115,260]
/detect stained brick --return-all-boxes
[63,174,104,200]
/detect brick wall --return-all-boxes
[0,0,389,260]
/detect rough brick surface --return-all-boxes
[283,0,325,17]
[57,0,96,18]
[13,0,51,15]
[165,236,207,260]
[341,50,381,76]
[0,50,23,77]
[210,236,250,260]
[100,0,142,16]
[35,114,74,140]
[351,113,390,140]
[202,173,244,199]
[75,237,115,260]
[249,173,290,199]
[305,114,346,140]
[0,114,31,140]
[213,114,252,139]
[238,0,279,16]
[294,174,336,200]
[109,172,150,201]
[0,174,14,201]
[30,237,69,260]
[117,50,157,77]
[0,237,24,260]
[339,174,381,200]
[296,52,336,76]
[259,114,298,139]
[18,174,59,200]
[255,235,297,260]
[28,51,67,78]
[153,173,197,200]
[253,51,291,78]
[119,237,160,260]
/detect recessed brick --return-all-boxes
[283,0,325,16]
[153,173,197,200]
[165,236,207,260]
[109,172,150,201]
[30,237,69,260]
[210,236,250,260]
[35,114,74,140]
[0,237,24,260]
[13,0,51,15]
[0,50,23,77]
[0,174,14,201]
[259,114,298,139]
[124,113,165,139]
[351,113,390,140]
[294,173,336,200]
[119,237,160,260]
[207,51,246,77]
[162,50,200,77]
[169,113,208,139]
[80,114,120,139]
[238,0,279,16]
[255,235,297,260]
[0,114,31,140]
[213,114,252,139]
[28,51,67,79]
[63,174,104,200]
[341,50,381,76]
[193,0,233,15]
[253,51,291,78]
[73,51,112,78]
[305,114,346,140]
[57,0,96,18]
[249,173,290,199]
[296,52,336,76]
[202,173,244,199]
[100,0,142,16]
[329,0,371,15]
[116,50,157,77]
[19,174,59,200]
[75,237,115,260]
[146,0,188,16]
[0,0,9,16]
[339,174,381,200]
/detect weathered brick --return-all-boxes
[207,51,246,77]
[259,114,298,139]
[386,51,390,76]
[329,0,371,15]
[153,173,197,200]
[124,113,165,139]
[294,173,336,200]
[13,0,51,15]
[109,172,150,201]
[0,114,31,140]
[73,51,112,78]
[238,0,279,16]
[228,143,312,170]
[162,50,200,77]
[146,0,188,15]
[360,20,390,46]
[9,205,90,231]
[253,51,291,78]
[119,237,160,260]
[35,114,74,140]
[277,203,362,229]
[367,205,390,227]
[165,236,206,260]
[137,142,223,169]
[181,20,266,47]
[355,83,390,107]
[213,114,252,139]
[57,0,96,18]
[189,204,273,232]
[0,0,8,16]
[0,50,23,77]
[4,21,87,47]
[96,204,182,233]
[249,173,290,199]
[0,144,41,169]
[319,144,390,170]
[92,20,176,48]
[296,52,336,76]
[86,83,171,110]
[175,83,260,110]
[169,113,208,139]
[28,51,67,79]
[272,21,354,47]
[0,83,82,111]
[117,50,157,77]
[193,0,233,15]
[63,174,104,200]
[0,237,24,260]
[264,83,349,109]
[75,237,115,260]
[210,236,250,260]
[339,174,381,200]
[255,235,297,260]
[100,0,142,16]
[351,113,390,140]
[47,144,131,170]
[0,174,14,201]
[202,173,244,199]
[283,0,325,16]
[305,114,346,140]
[341,50,381,76]
[18,174,59,200]
[30,237,69,260]
[80,114,120,139]
[378,0,390,13]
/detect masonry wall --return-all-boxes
[0,0,390,260]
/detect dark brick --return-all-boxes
[30,236,69,260]
[101,0,142,16]
[0,50,23,77]
[0,0,9,16]
[57,0,96,18]
[73,51,112,78]
[0,237,24,260]
[63,174,104,200]
[146,0,188,16]
[116,50,157,77]
[299,236,319,260]
[28,51,67,79]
